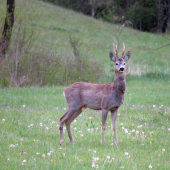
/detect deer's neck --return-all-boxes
[113,72,126,93]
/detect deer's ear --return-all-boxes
[124,51,131,61]
[110,51,116,62]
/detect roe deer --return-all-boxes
[59,43,131,145]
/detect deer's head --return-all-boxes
[109,43,131,73]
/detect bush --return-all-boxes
[0,19,103,87]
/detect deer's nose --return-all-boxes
[119,68,124,72]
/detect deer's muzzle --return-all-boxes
[119,67,124,72]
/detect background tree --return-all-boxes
[0,0,15,56]
[44,0,170,33]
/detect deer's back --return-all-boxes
[64,82,125,111]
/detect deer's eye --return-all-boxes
[116,63,118,65]
[124,63,125,65]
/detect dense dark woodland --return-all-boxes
[45,0,170,33]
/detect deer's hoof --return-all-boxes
[60,141,64,145]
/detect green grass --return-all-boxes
[0,0,170,169]
[0,80,169,169]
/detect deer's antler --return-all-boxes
[121,43,125,58]
[113,43,118,58]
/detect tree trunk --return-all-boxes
[92,5,95,17]
[167,0,170,32]
[0,0,15,56]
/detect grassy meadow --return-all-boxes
[0,0,170,169]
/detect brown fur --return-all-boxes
[59,49,131,145]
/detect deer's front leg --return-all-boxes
[101,109,109,144]
[111,109,118,146]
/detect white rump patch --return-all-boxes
[63,91,65,98]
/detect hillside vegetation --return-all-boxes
[0,0,170,84]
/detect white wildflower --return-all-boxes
[23,105,26,107]
[107,156,110,159]
[125,129,128,133]
[148,165,152,169]
[2,119,5,122]
[125,152,128,156]
[42,154,45,158]
[96,157,99,161]
[92,163,95,168]
[153,105,156,108]
[9,144,15,148]
[93,150,97,153]
[47,152,51,156]
[131,129,135,132]
[23,159,26,163]
[162,148,165,152]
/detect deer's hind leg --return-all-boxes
[60,110,68,145]
[65,108,82,143]
[59,106,81,145]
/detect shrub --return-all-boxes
[0,20,103,87]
